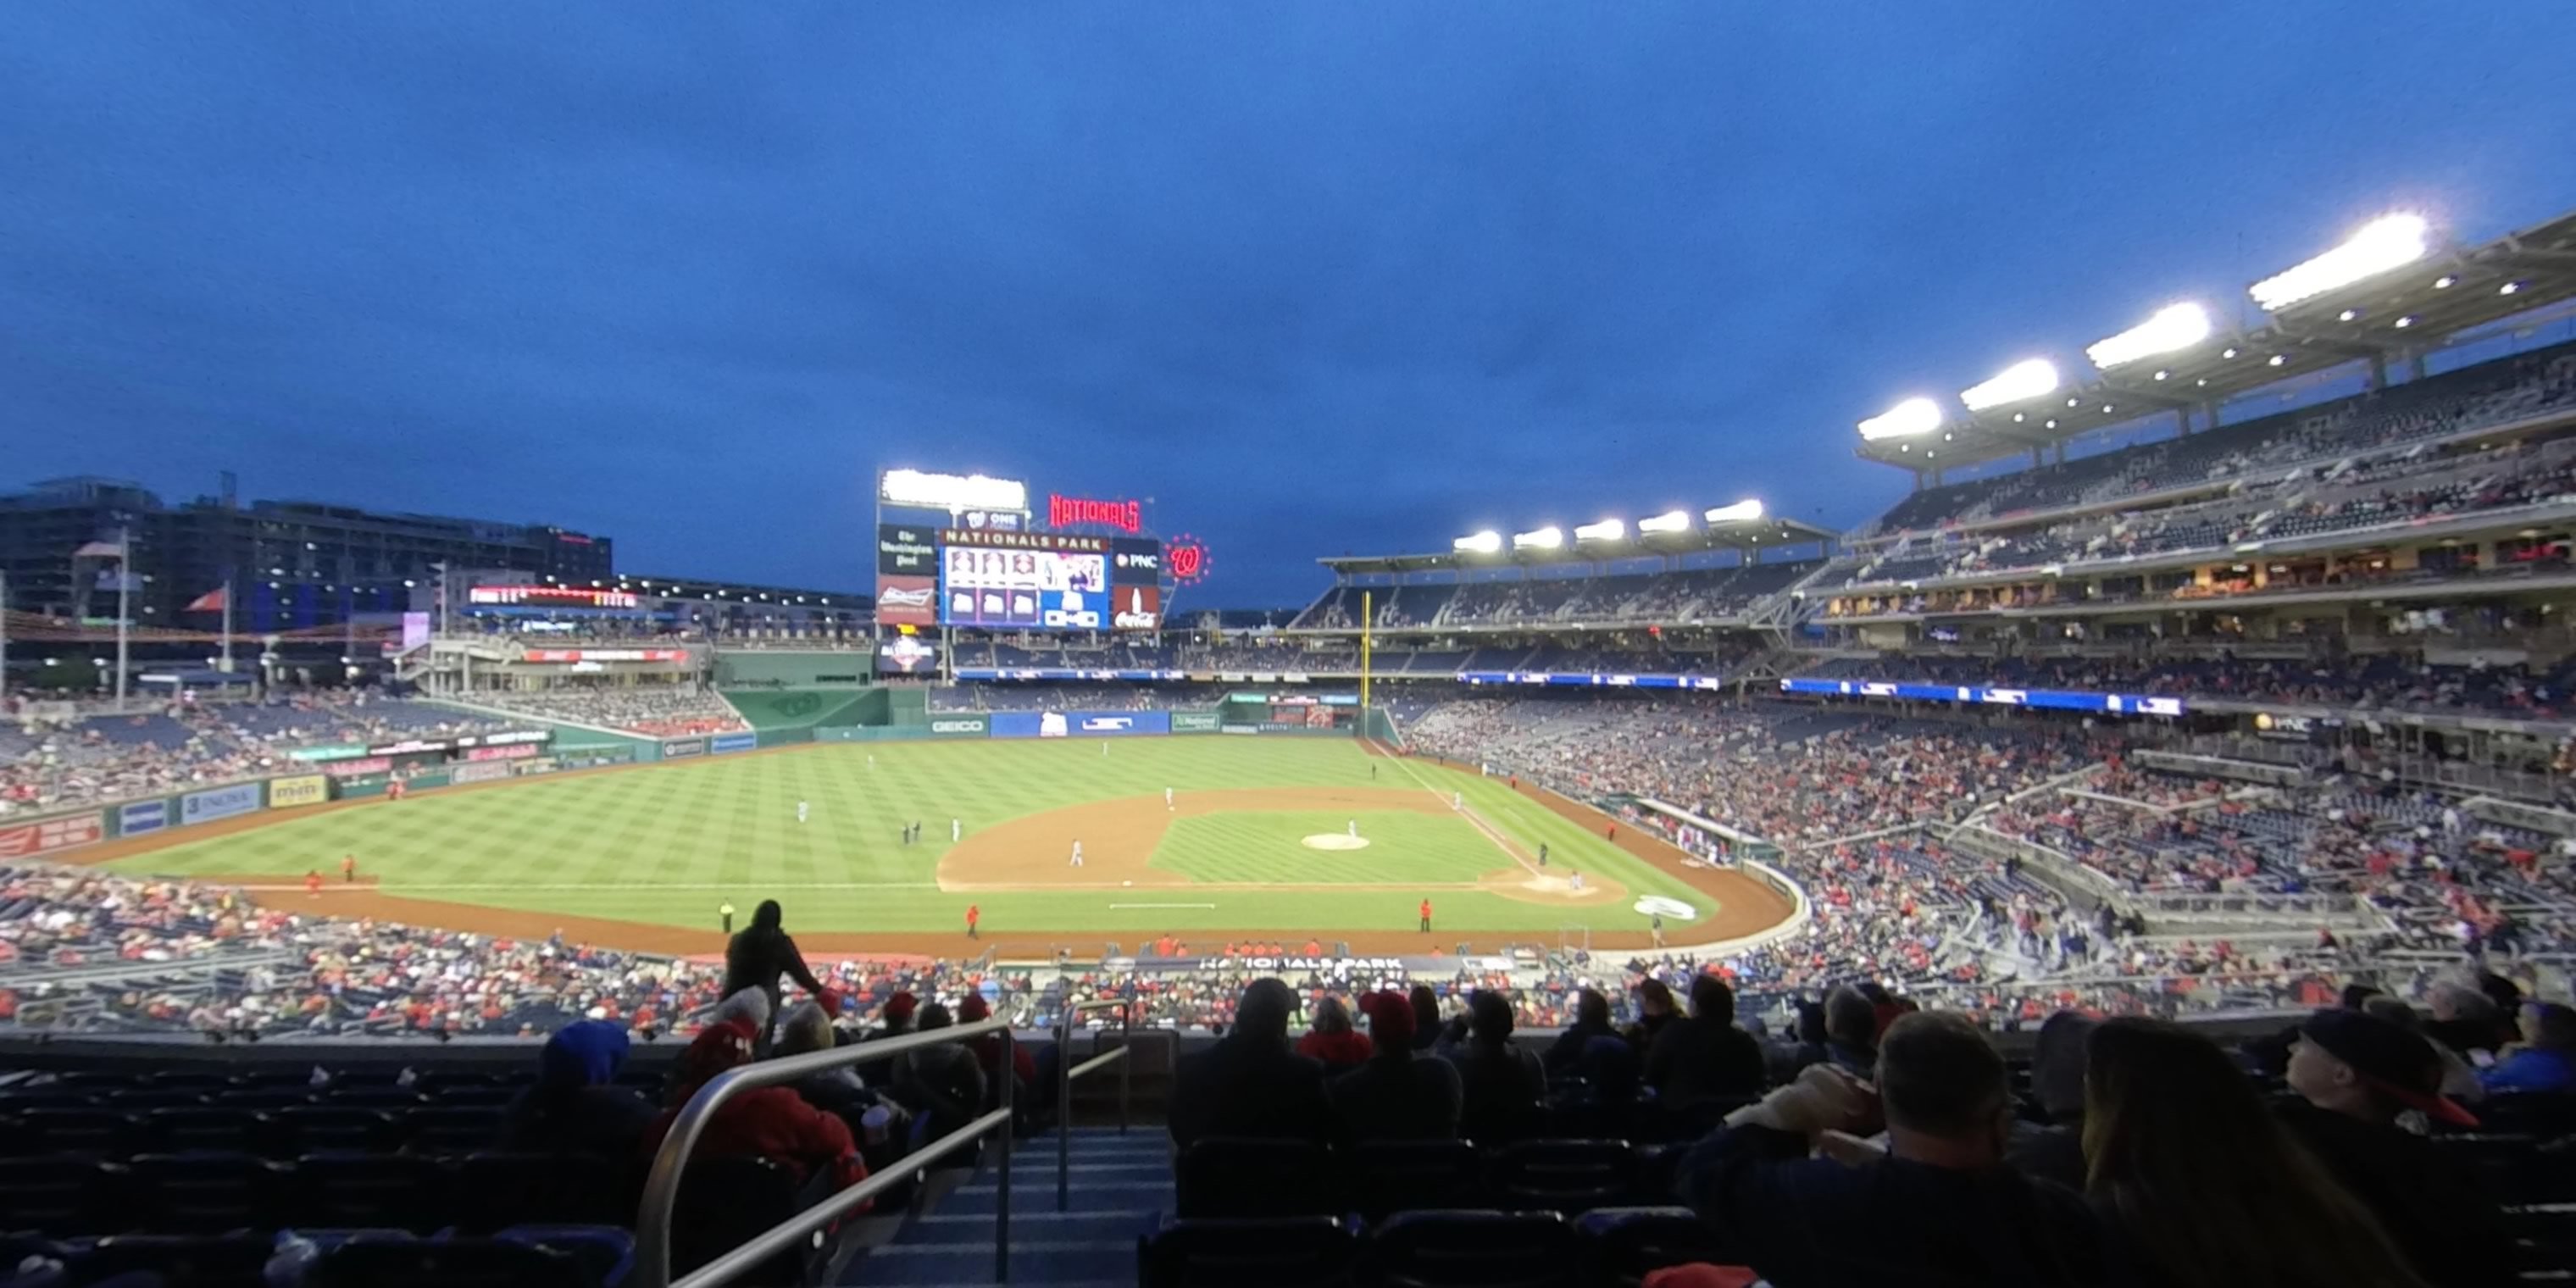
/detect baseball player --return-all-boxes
[1164,786,1174,810]
[1070,840,1085,868]
[797,800,808,824]
[1452,791,1463,812]
[951,818,961,842]
[1347,819,1357,838]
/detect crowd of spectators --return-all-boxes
[2,690,526,818]
[1798,648,2576,720]
[1289,561,1824,632]
[469,685,748,737]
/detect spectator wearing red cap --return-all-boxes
[957,993,1035,1104]
[1327,990,1461,1143]
[638,1018,870,1204]
[874,991,919,1040]
[2282,1008,2508,1288]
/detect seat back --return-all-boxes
[308,1237,592,1288]
[1574,1207,1734,1288]
[1365,1210,1581,1288]
[454,1152,633,1232]
[128,1152,290,1235]
[671,1156,810,1288]
[295,1153,452,1231]
[1347,1141,1481,1220]
[76,1235,276,1288]
[1490,1140,1635,1215]
[142,1108,268,1155]
[1180,1137,1339,1218]
[1140,1217,1357,1288]
[0,1158,121,1236]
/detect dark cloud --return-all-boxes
[5,2,2573,602]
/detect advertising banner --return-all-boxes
[450,760,516,785]
[267,775,331,808]
[322,756,395,778]
[119,798,169,837]
[288,744,369,762]
[989,710,1172,739]
[1109,537,1162,584]
[663,738,707,759]
[927,714,991,738]
[401,610,431,652]
[710,732,758,755]
[1170,710,1221,734]
[180,782,264,826]
[1109,584,1162,632]
[0,814,103,858]
[520,648,689,663]
[875,575,938,626]
[1777,676,2185,718]
[877,635,941,676]
[876,524,942,626]
[463,742,541,763]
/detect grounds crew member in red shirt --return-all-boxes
[1419,898,1433,933]
[966,904,980,939]
[305,870,323,898]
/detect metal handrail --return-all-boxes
[634,1015,1017,1288]
[1055,998,1134,1210]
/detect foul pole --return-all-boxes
[1360,589,1372,713]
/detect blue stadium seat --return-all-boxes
[495,1224,635,1287]
[141,1108,269,1155]
[293,1153,453,1231]
[1363,1210,1582,1288]
[1179,1137,1339,1219]
[670,1156,816,1288]
[403,1107,503,1154]
[1138,1217,1357,1288]
[126,1152,291,1234]
[17,1108,136,1158]
[0,1158,124,1235]
[1346,1141,1480,1221]
[1574,1207,1735,1288]
[73,1235,275,1288]
[269,1108,398,1154]
[307,1237,594,1288]
[452,1153,633,1232]
[1487,1141,1635,1215]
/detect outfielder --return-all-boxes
[797,800,808,824]
[952,818,962,842]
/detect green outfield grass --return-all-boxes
[100,738,1712,939]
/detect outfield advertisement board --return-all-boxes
[662,739,706,758]
[0,814,103,858]
[267,775,330,808]
[322,757,395,778]
[1169,711,1221,734]
[988,710,1172,739]
[1776,676,2185,717]
[180,783,264,826]
[710,732,758,755]
[119,799,169,837]
[926,714,990,738]
[450,760,516,785]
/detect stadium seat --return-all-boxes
[404,1106,504,1154]
[1628,1145,1683,1206]
[1138,1217,1357,1288]
[0,1158,125,1235]
[1574,1207,1737,1288]
[141,1108,269,1155]
[269,1108,399,1154]
[1363,1210,1583,1288]
[126,1152,291,1234]
[453,1153,635,1232]
[293,1153,454,1231]
[103,1091,211,1113]
[1179,1137,1340,1218]
[73,1235,275,1288]
[16,1108,137,1158]
[670,1156,819,1287]
[1488,1141,1635,1215]
[1346,1141,1481,1220]
[495,1224,636,1287]
[307,1237,594,1288]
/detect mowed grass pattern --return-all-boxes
[102,738,1711,937]
[1152,811,1505,886]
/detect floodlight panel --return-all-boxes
[1858,397,1943,441]
[1512,525,1564,551]
[1638,509,1692,535]
[1958,358,2060,411]
[2085,303,2213,369]
[880,469,1029,512]
[1574,519,1625,542]
[1453,530,1503,554]
[1704,499,1765,525]
[2249,213,2429,312]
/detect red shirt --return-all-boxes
[1296,1030,1374,1066]
[640,1089,869,1197]
[1419,901,1433,919]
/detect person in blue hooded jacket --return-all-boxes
[498,1019,658,1155]
[2480,1002,2576,1095]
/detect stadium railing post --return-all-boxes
[997,1025,1015,1284]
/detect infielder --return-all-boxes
[952,818,962,842]
[1164,786,1174,810]
[1069,840,1085,868]
[1452,791,1463,812]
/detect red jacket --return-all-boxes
[1296,1030,1374,1067]
[641,1087,869,1199]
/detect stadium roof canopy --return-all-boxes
[1858,205,2576,472]
[1319,514,1838,576]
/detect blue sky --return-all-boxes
[6,3,2574,605]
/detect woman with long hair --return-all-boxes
[1295,994,1373,1069]
[2082,1018,2428,1288]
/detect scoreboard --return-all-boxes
[940,529,1110,629]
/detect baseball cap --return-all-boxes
[1357,990,1414,1050]
[2300,1008,2477,1127]
[883,991,919,1023]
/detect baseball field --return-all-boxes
[83,738,1795,956]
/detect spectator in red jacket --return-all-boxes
[640,1018,869,1203]
[1294,995,1374,1069]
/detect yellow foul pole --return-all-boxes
[1361,590,1374,713]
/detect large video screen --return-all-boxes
[940,530,1110,630]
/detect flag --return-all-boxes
[72,541,125,558]
[186,587,228,613]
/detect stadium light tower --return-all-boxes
[2248,213,2429,312]
[1512,525,1564,551]
[1637,509,1692,535]
[2086,303,2214,369]
[1574,519,1625,543]
[1959,358,2061,412]
[1703,499,1765,525]
[1857,397,1943,441]
[1452,530,1504,554]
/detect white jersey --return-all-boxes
[1347,819,1357,836]
[797,801,808,823]
[1070,841,1085,867]
[952,819,961,841]
[1164,787,1174,808]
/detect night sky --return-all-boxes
[6,4,2574,607]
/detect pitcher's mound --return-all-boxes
[1302,834,1371,851]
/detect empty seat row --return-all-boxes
[1142,1208,1724,1288]
[2,1082,531,1113]
[1180,1138,1679,1222]
[0,1151,631,1237]
[0,1104,510,1158]
[0,1226,627,1288]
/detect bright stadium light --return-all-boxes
[1637,509,1693,536]
[880,469,1029,513]
[2248,213,2429,312]
[1704,498,1766,525]
[1959,358,2060,412]
[1453,530,1503,554]
[1574,519,1626,543]
[1857,397,1943,441]
[1512,525,1564,551]
[2085,303,2213,369]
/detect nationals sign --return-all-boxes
[1047,493,1142,534]
[0,814,103,859]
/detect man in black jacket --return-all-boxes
[723,899,830,1048]
[1168,979,1332,1152]
[1645,974,1768,1119]
[1679,1011,2107,1288]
